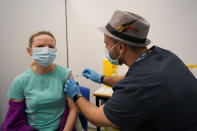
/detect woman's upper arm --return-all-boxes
[8,77,25,100]
[65,71,78,111]
[66,95,78,111]
[66,71,72,81]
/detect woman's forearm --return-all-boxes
[63,109,78,131]
[63,95,78,131]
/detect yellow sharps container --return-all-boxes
[102,59,118,88]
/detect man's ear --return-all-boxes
[27,47,32,56]
[119,42,126,54]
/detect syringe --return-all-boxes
[73,74,83,78]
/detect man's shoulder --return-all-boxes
[133,46,181,74]
[113,67,161,93]
[152,46,172,54]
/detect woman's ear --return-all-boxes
[27,47,32,56]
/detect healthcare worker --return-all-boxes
[2,31,78,131]
[64,10,197,131]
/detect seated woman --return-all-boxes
[1,31,78,131]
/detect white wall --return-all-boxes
[0,0,67,125]
[66,0,197,127]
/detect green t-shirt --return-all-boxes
[7,64,71,131]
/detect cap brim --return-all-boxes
[98,26,151,47]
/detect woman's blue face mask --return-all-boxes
[105,43,121,65]
[32,47,56,66]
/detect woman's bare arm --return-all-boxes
[63,72,79,131]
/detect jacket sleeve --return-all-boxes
[1,100,38,131]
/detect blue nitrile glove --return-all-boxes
[64,77,81,99]
[82,68,102,83]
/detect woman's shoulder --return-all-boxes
[13,68,32,82]
[55,64,71,81]
[8,68,32,100]
[55,64,71,73]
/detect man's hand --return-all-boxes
[64,77,81,99]
[82,68,102,83]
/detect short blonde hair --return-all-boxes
[28,31,56,48]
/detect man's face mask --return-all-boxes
[32,47,56,66]
[105,43,122,65]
